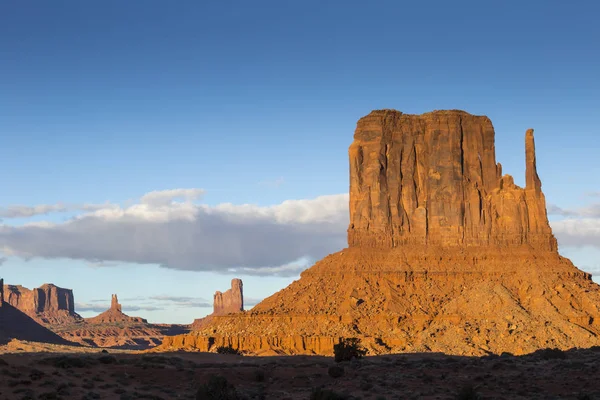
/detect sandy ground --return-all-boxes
[1,342,600,399]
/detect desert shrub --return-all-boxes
[455,384,480,400]
[327,365,344,378]
[253,368,265,382]
[333,338,367,363]
[42,356,93,369]
[310,387,348,400]
[216,345,242,356]
[196,375,239,400]
[98,355,117,364]
[533,348,566,360]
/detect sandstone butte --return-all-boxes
[0,278,73,345]
[158,109,600,357]
[2,282,82,325]
[191,279,244,330]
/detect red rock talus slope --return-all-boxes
[159,110,600,356]
[56,295,184,349]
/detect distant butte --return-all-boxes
[191,279,244,330]
[159,109,600,356]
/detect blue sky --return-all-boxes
[1,0,599,323]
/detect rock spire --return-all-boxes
[111,294,122,312]
[213,279,244,315]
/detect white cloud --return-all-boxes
[0,256,6,266]
[75,302,163,313]
[0,191,348,277]
[550,218,600,248]
[140,188,205,206]
[0,203,68,218]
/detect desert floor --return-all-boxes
[1,341,599,399]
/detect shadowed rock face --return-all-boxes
[0,278,4,307]
[213,279,244,315]
[2,283,81,325]
[3,284,75,314]
[347,110,556,250]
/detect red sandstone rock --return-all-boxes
[157,110,600,357]
[191,279,244,330]
[86,294,146,324]
[213,279,244,315]
[347,110,556,250]
[0,278,4,307]
[2,283,81,325]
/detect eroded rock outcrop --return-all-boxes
[86,294,146,324]
[214,279,244,315]
[347,110,556,250]
[57,294,182,349]
[2,283,82,325]
[191,279,244,330]
[154,110,600,356]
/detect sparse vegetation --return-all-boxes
[310,387,348,400]
[216,345,242,356]
[333,338,367,363]
[533,348,567,360]
[196,375,239,400]
[455,384,480,400]
[253,368,265,382]
[328,365,344,378]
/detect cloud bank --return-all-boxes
[548,202,600,249]
[0,189,348,277]
[1,190,598,278]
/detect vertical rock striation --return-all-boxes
[111,294,122,312]
[2,283,80,324]
[347,110,556,251]
[213,279,244,315]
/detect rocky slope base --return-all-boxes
[57,295,188,349]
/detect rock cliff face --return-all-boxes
[119,110,600,356]
[347,110,556,251]
[214,279,244,315]
[191,279,244,330]
[0,278,4,307]
[2,283,81,325]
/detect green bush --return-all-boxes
[333,338,367,362]
[215,346,242,356]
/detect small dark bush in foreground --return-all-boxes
[216,346,242,355]
[333,338,367,362]
[328,365,344,378]
[310,387,348,400]
[196,375,239,400]
[533,348,566,360]
[42,356,93,369]
[455,384,480,400]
